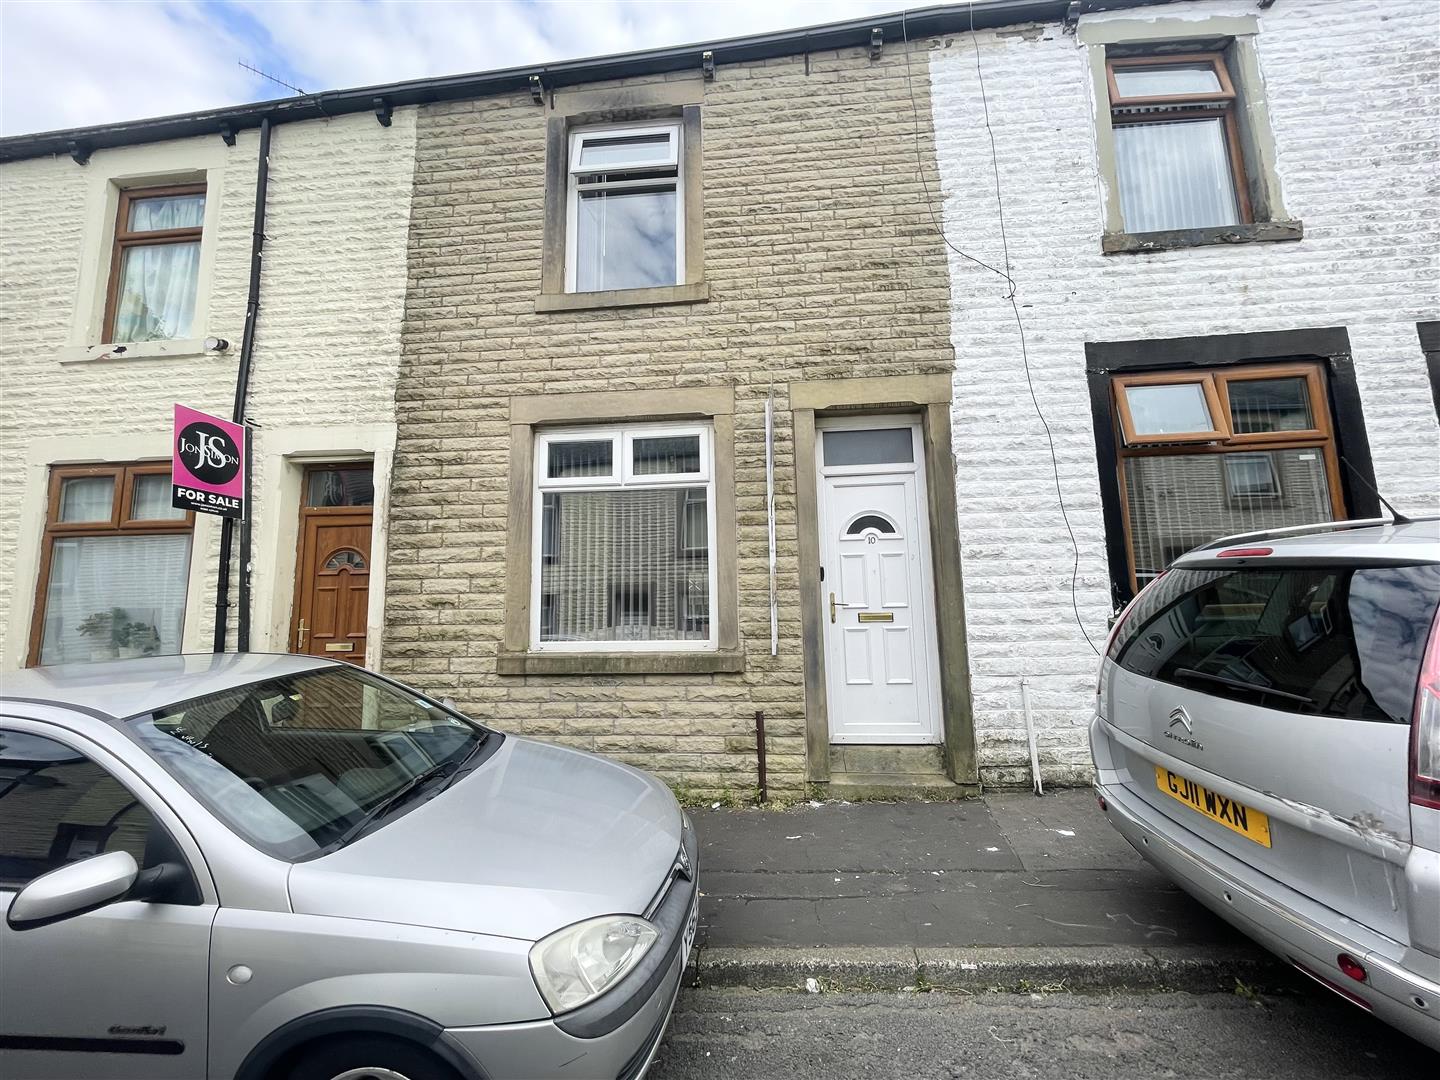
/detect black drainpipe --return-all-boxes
[214,115,272,653]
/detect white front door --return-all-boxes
[817,420,942,744]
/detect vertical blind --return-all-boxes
[1114,118,1239,233]
[539,488,709,643]
[1125,449,1331,583]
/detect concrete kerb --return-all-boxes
[687,945,1289,994]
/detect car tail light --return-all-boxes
[1217,546,1273,558]
[1412,603,1440,810]
[1337,953,1368,983]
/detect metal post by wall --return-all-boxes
[754,710,768,803]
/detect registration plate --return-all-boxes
[682,892,699,957]
[1155,766,1272,847]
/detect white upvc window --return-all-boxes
[532,422,715,652]
[565,123,684,294]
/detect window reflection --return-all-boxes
[576,187,677,292]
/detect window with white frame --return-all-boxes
[533,423,714,651]
[566,123,683,293]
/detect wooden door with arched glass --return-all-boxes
[290,464,374,664]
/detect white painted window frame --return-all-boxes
[564,121,685,294]
[531,421,716,652]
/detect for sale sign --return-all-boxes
[172,404,246,519]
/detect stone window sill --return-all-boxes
[56,338,229,365]
[496,649,744,676]
[534,281,709,313]
[1102,220,1303,255]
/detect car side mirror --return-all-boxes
[7,851,138,930]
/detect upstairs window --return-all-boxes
[1106,53,1250,233]
[566,124,682,293]
[104,184,206,343]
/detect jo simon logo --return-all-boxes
[177,422,241,484]
[172,404,246,519]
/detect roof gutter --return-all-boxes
[0,0,1164,164]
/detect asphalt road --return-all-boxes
[647,987,1437,1079]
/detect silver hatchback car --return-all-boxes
[0,654,698,1080]
[1091,517,1440,1050]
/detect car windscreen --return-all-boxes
[1110,563,1440,723]
[125,667,490,861]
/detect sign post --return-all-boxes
[172,404,247,519]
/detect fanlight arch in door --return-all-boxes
[843,512,899,537]
[322,548,367,572]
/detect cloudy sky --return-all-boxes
[1,0,903,136]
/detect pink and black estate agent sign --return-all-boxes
[172,404,246,519]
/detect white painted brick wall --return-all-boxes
[0,109,416,665]
[929,0,1440,784]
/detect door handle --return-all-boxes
[296,619,309,651]
[829,592,836,624]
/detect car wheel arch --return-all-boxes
[231,1004,485,1080]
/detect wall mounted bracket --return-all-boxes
[218,122,237,147]
[373,97,393,127]
[870,28,883,60]
[67,140,91,166]
[529,75,544,105]
[701,50,715,81]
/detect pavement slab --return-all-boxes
[694,790,1253,953]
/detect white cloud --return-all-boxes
[1,1,265,134]
[2,0,901,136]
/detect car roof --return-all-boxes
[0,652,338,722]
[1174,517,1440,569]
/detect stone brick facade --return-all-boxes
[387,45,959,798]
[928,0,1440,786]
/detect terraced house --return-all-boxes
[384,10,982,801]
[0,103,416,674]
[1,0,1435,801]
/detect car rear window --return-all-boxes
[1110,564,1440,723]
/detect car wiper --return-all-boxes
[440,732,491,790]
[326,759,460,851]
[1173,667,1314,706]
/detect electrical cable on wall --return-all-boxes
[901,5,1100,656]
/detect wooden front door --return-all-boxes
[291,466,374,663]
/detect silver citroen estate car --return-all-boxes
[0,654,698,1080]
[1091,517,1440,1050]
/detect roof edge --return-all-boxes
[0,1,1165,163]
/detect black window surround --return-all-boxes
[1418,321,1440,422]
[1086,326,1380,608]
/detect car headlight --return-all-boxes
[528,915,658,1014]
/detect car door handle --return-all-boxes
[829,592,836,624]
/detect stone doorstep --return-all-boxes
[824,743,975,801]
[825,775,980,801]
[686,944,1289,994]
